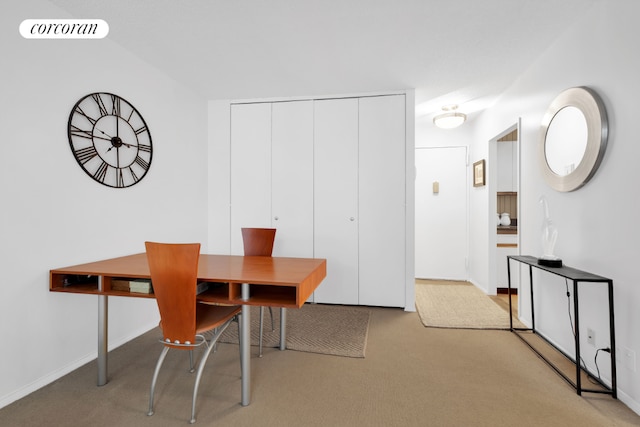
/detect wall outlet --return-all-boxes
[587,328,595,346]
[623,347,637,372]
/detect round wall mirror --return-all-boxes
[539,87,608,192]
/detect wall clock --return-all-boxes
[67,92,153,188]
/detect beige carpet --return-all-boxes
[2,307,639,426]
[219,303,370,358]
[416,280,526,329]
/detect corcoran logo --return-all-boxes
[19,19,109,39]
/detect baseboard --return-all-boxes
[497,287,518,295]
[618,389,640,417]
[0,351,97,410]
[0,322,157,410]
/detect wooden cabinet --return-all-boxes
[229,94,407,308]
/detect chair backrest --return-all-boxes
[145,242,201,347]
[241,228,276,256]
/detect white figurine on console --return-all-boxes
[538,196,562,267]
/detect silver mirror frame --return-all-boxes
[539,86,608,192]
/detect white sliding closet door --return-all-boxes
[230,103,272,254]
[271,101,314,257]
[358,95,406,307]
[313,98,359,305]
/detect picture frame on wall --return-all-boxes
[473,159,486,187]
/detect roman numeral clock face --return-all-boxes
[68,92,153,188]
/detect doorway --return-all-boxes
[415,146,468,280]
[489,122,521,314]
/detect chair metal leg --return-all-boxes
[190,340,216,423]
[258,306,276,357]
[259,306,265,357]
[237,317,243,374]
[258,306,275,357]
[236,314,243,374]
[190,318,236,424]
[268,306,274,331]
[189,350,195,373]
[148,346,171,416]
[148,316,240,423]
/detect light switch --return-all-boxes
[433,181,439,194]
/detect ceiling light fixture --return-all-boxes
[433,105,467,129]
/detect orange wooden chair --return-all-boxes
[241,228,276,357]
[145,241,242,424]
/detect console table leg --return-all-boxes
[573,280,581,395]
[507,258,513,330]
[608,280,617,399]
[529,266,535,330]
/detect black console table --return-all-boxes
[507,255,616,398]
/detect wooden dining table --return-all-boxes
[50,253,327,406]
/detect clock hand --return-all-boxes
[106,144,124,156]
[92,134,112,142]
[95,128,114,139]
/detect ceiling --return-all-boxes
[47,0,598,121]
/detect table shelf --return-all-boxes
[197,283,298,308]
[52,272,302,307]
[50,273,156,298]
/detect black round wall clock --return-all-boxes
[67,92,153,188]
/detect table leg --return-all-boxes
[608,280,617,399]
[279,308,287,350]
[528,266,535,330]
[97,277,108,386]
[241,283,251,406]
[507,257,513,330]
[573,280,581,395]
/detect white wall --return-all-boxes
[0,1,208,407]
[469,1,640,413]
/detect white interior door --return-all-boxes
[271,101,314,258]
[415,147,468,280]
[313,98,359,305]
[358,95,406,307]
[230,103,272,255]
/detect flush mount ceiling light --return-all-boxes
[433,104,467,129]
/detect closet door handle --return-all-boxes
[349,217,355,222]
